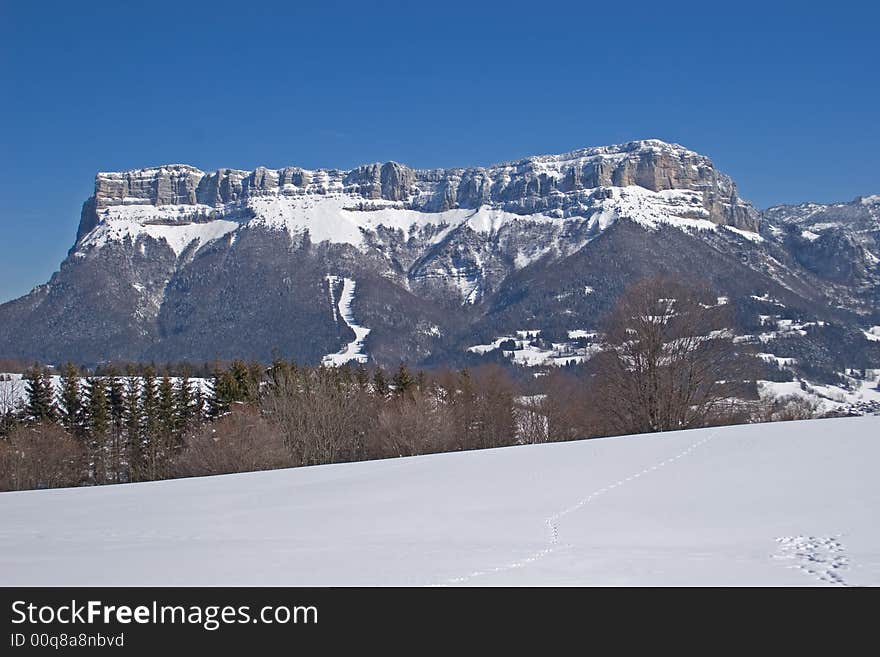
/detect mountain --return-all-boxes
[0,139,878,377]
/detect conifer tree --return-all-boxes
[124,368,142,482]
[208,366,236,417]
[176,371,194,432]
[25,365,55,422]
[105,368,126,483]
[355,364,369,390]
[84,377,109,484]
[58,362,83,435]
[141,366,161,480]
[106,367,125,430]
[246,361,264,403]
[192,383,205,426]
[158,375,177,466]
[392,363,414,398]
[372,367,388,397]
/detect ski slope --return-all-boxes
[321,276,370,366]
[1,416,878,586]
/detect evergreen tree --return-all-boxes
[392,363,414,398]
[25,365,55,422]
[140,366,161,480]
[246,361,264,403]
[84,377,109,484]
[355,364,369,390]
[372,367,388,397]
[175,371,194,432]
[123,368,142,482]
[158,375,178,466]
[105,368,126,483]
[57,362,83,435]
[208,366,237,417]
[192,383,205,426]
[106,367,126,431]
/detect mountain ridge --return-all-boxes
[1,140,877,374]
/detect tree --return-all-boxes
[124,367,142,481]
[263,366,366,466]
[158,375,178,466]
[0,374,22,436]
[25,365,55,423]
[84,377,109,484]
[140,366,162,480]
[355,364,369,390]
[176,371,195,432]
[392,363,414,398]
[372,367,388,397]
[57,362,83,435]
[594,276,747,435]
[173,408,291,478]
[0,423,83,491]
[208,366,238,418]
[106,368,126,483]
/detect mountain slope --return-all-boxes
[1,416,877,586]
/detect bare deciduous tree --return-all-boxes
[0,375,23,435]
[595,276,749,435]
[753,394,819,423]
[263,366,368,466]
[372,390,455,457]
[0,423,83,491]
[173,408,291,478]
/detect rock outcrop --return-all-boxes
[80,139,759,238]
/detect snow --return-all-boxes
[589,187,717,234]
[467,334,600,367]
[750,293,784,305]
[758,376,880,413]
[78,204,239,258]
[1,416,878,586]
[863,326,880,342]
[321,277,370,366]
[722,225,765,242]
[756,353,797,367]
[247,194,563,249]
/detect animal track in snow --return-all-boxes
[773,535,849,586]
[441,430,720,586]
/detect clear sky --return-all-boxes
[1,0,877,303]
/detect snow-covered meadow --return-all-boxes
[1,416,877,586]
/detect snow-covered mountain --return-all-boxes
[2,416,878,586]
[0,140,877,372]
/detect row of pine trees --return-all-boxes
[20,363,214,483]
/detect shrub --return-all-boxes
[0,423,83,491]
[173,408,291,478]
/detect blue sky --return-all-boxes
[1,0,877,303]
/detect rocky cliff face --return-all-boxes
[79,139,759,238]
[1,140,876,371]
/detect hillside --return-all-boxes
[1,416,877,586]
